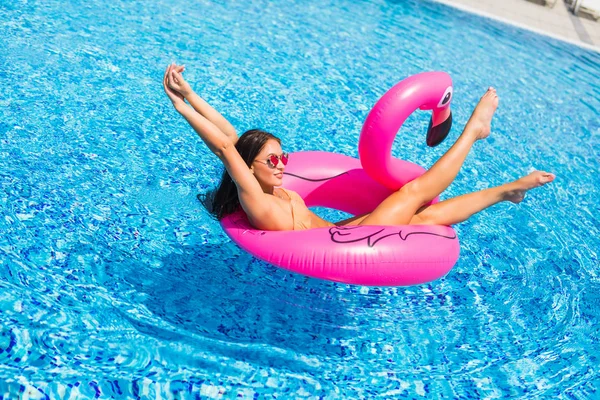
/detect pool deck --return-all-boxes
[432,0,600,51]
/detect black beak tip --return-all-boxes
[426,112,453,147]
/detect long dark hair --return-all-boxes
[198,129,281,220]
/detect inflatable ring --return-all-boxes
[221,72,459,286]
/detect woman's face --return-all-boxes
[251,139,286,189]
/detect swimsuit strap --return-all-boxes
[278,188,296,228]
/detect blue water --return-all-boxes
[1,0,599,397]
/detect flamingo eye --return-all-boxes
[438,86,453,108]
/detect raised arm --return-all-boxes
[169,64,238,144]
[163,65,226,152]
[163,65,269,219]
[186,91,238,144]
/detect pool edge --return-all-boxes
[429,0,600,53]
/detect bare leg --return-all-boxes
[359,88,499,226]
[407,88,498,204]
[409,171,556,226]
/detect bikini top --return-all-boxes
[278,188,312,231]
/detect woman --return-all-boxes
[163,63,555,231]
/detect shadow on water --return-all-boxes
[100,241,366,369]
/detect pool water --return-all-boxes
[1,0,599,397]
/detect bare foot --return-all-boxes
[505,171,556,203]
[465,87,499,141]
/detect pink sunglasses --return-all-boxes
[254,152,289,169]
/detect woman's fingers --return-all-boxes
[165,62,184,85]
[167,70,179,90]
[171,70,184,86]
[163,65,172,92]
[162,63,186,105]
[165,64,176,86]
[163,63,188,104]
[164,66,177,94]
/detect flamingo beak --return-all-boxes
[427,108,452,147]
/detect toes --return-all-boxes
[541,175,555,184]
[543,172,556,182]
[535,172,555,185]
[483,88,498,100]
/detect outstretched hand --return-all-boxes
[163,64,185,107]
[163,63,193,107]
[168,63,192,96]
